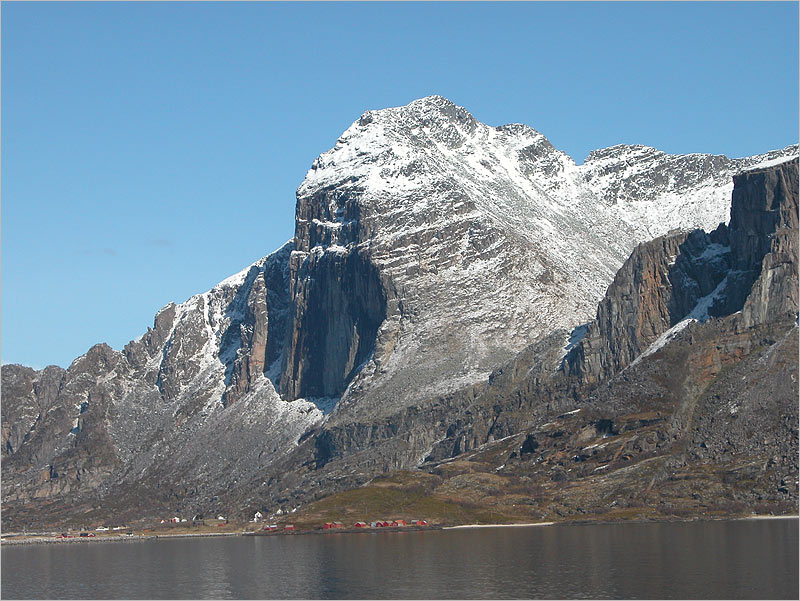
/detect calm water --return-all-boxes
[2,519,797,599]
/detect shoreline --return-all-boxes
[0,531,240,546]
[3,514,797,547]
[443,522,556,529]
[738,514,799,520]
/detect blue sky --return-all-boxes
[2,2,798,369]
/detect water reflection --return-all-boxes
[2,520,797,599]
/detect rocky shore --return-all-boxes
[0,531,240,546]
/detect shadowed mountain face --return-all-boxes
[1,97,797,529]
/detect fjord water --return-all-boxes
[2,520,797,599]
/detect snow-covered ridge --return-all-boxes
[302,96,797,245]
[292,96,797,411]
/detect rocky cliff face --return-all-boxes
[1,97,797,529]
[280,245,388,401]
[735,161,799,327]
[565,158,799,386]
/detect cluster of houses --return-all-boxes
[323,519,428,529]
[261,523,294,531]
[256,518,430,534]
[59,526,133,538]
[158,515,228,526]
[151,513,431,532]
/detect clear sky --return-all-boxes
[2,1,798,369]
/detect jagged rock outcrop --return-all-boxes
[224,246,293,404]
[563,229,726,384]
[1,242,324,522]
[566,158,799,385]
[734,160,799,326]
[1,97,797,529]
[2,365,65,457]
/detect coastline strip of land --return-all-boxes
[0,531,240,546]
[4,515,797,546]
[442,522,556,529]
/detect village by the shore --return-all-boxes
[2,512,796,546]
[0,512,437,546]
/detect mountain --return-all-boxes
[263,157,798,527]
[2,97,797,529]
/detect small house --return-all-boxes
[391,520,406,527]
[170,516,180,524]
[354,522,368,528]
[323,522,333,529]
[284,524,295,531]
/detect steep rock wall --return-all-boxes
[280,185,389,401]
[736,160,799,327]
[566,158,798,386]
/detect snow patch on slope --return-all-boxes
[631,272,735,367]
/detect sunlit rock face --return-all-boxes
[565,158,799,386]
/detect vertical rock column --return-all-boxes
[736,159,799,326]
[280,188,388,400]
